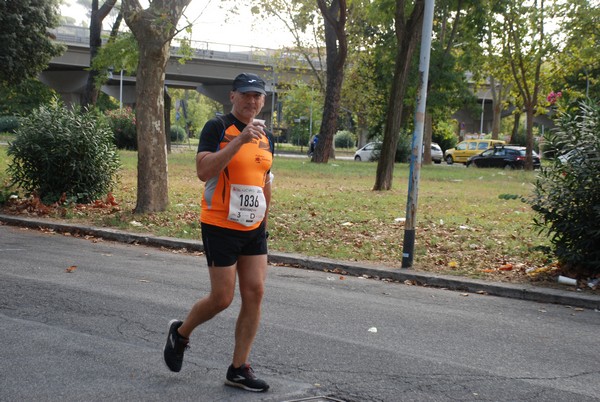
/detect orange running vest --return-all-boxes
[198,114,273,231]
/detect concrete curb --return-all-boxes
[2,213,599,310]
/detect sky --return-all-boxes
[59,0,297,50]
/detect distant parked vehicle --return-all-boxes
[444,139,506,164]
[430,142,443,164]
[354,142,382,162]
[557,148,599,165]
[466,145,541,169]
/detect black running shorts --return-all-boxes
[201,222,268,267]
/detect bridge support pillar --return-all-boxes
[38,71,88,106]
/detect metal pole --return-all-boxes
[309,88,313,138]
[401,0,435,268]
[270,67,276,131]
[119,70,123,110]
[479,97,484,134]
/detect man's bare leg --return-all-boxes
[232,254,268,367]
[178,265,237,338]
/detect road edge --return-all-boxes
[1,213,598,310]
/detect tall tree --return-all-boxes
[311,0,348,162]
[342,47,388,148]
[502,0,555,170]
[373,0,425,190]
[82,0,120,107]
[553,0,600,100]
[246,0,348,161]
[247,0,327,92]
[280,81,323,147]
[0,0,64,86]
[121,0,191,213]
[341,0,399,149]
[421,0,487,162]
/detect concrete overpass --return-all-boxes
[40,24,316,123]
[42,25,549,140]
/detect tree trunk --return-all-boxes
[357,114,369,148]
[510,110,520,144]
[373,0,424,191]
[422,112,432,164]
[525,105,535,171]
[122,0,191,213]
[134,40,170,212]
[82,0,101,107]
[82,0,117,107]
[491,98,502,140]
[313,65,343,162]
[165,88,172,154]
[313,0,347,163]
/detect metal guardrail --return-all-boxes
[50,24,289,66]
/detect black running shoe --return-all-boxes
[225,364,270,392]
[163,319,189,372]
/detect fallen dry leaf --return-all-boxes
[65,265,77,273]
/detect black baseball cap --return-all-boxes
[232,73,266,95]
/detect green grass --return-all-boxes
[0,145,554,283]
[0,133,16,143]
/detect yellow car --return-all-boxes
[444,139,506,164]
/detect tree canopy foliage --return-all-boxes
[0,0,64,86]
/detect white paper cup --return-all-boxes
[557,275,577,286]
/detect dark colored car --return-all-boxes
[466,145,541,169]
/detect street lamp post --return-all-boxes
[401,0,435,268]
[479,88,492,135]
[119,70,123,110]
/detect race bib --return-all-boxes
[228,184,267,227]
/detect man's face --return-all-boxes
[230,91,265,122]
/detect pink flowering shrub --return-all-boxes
[547,91,563,105]
[105,107,137,150]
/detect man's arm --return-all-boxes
[263,175,272,227]
[196,122,265,182]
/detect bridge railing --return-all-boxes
[50,24,314,68]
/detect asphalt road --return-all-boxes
[1,224,599,402]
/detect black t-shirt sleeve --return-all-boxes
[266,131,275,155]
[197,117,226,154]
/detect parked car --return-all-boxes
[430,142,443,163]
[444,139,506,164]
[354,142,382,161]
[466,145,541,169]
[557,148,599,165]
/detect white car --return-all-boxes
[354,142,382,161]
[430,142,443,163]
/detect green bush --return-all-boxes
[0,78,56,116]
[106,107,137,150]
[433,120,457,153]
[170,125,186,142]
[334,130,355,148]
[7,100,121,204]
[395,131,412,163]
[0,116,19,133]
[527,100,600,277]
[362,132,411,163]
